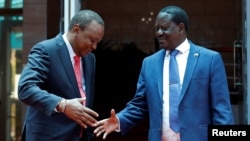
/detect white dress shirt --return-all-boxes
[62,33,86,91]
[162,38,190,141]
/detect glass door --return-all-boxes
[0,16,23,141]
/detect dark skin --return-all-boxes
[155,12,186,50]
[93,12,187,139]
[68,20,104,56]
[57,20,104,129]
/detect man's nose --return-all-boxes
[156,29,164,36]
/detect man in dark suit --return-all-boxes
[94,6,234,141]
[18,9,104,141]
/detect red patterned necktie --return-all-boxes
[74,55,86,105]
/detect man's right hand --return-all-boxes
[62,98,99,128]
[94,109,119,139]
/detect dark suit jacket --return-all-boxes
[18,33,96,141]
[117,41,234,141]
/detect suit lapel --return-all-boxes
[179,42,200,101]
[56,34,80,98]
[157,49,166,103]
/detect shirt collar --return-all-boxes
[166,38,190,55]
[62,33,77,59]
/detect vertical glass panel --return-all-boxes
[0,0,23,140]
[0,15,23,141]
[11,0,23,8]
[9,24,23,141]
[0,0,23,9]
[0,0,5,8]
[0,16,5,21]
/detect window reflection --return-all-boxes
[11,0,23,8]
[0,0,23,140]
[0,0,23,9]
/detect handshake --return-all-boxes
[59,98,118,139]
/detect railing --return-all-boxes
[209,40,243,104]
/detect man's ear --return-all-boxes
[72,24,80,35]
[179,23,185,33]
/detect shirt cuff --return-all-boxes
[115,115,121,132]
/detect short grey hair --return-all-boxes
[68,9,104,31]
